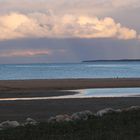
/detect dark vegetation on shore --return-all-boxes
[0,110,140,140]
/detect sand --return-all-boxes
[0,78,140,92]
[0,78,140,122]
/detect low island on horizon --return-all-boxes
[82,59,140,63]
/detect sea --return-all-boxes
[1,61,140,80]
[1,61,140,99]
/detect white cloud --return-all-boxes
[0,12,137,40]
[71,16,137,39]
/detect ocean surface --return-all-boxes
[0,61,140,80]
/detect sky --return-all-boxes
[0,0,140,63]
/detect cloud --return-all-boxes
[0,0,140,16]
[0,12,53,40]
[0,49,51,57]
[0,0,139,12]
[0,12,137,40]
[71,16,137,39]
[110,0,140,8]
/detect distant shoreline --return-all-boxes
[82,59,140,63]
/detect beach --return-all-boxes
[0,78,140,122]
[1,78,140,91]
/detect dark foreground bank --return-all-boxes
[0,109,140,140]
[0,97,140,122]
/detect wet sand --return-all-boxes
[0,78,140,122]
[0,78,140,92]
[0,90,77,98]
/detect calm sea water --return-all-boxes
[0,61,140,80]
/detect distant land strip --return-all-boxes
[82,59,140,62]
[0,78,140,92]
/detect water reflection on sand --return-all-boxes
[0,88,140,101]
